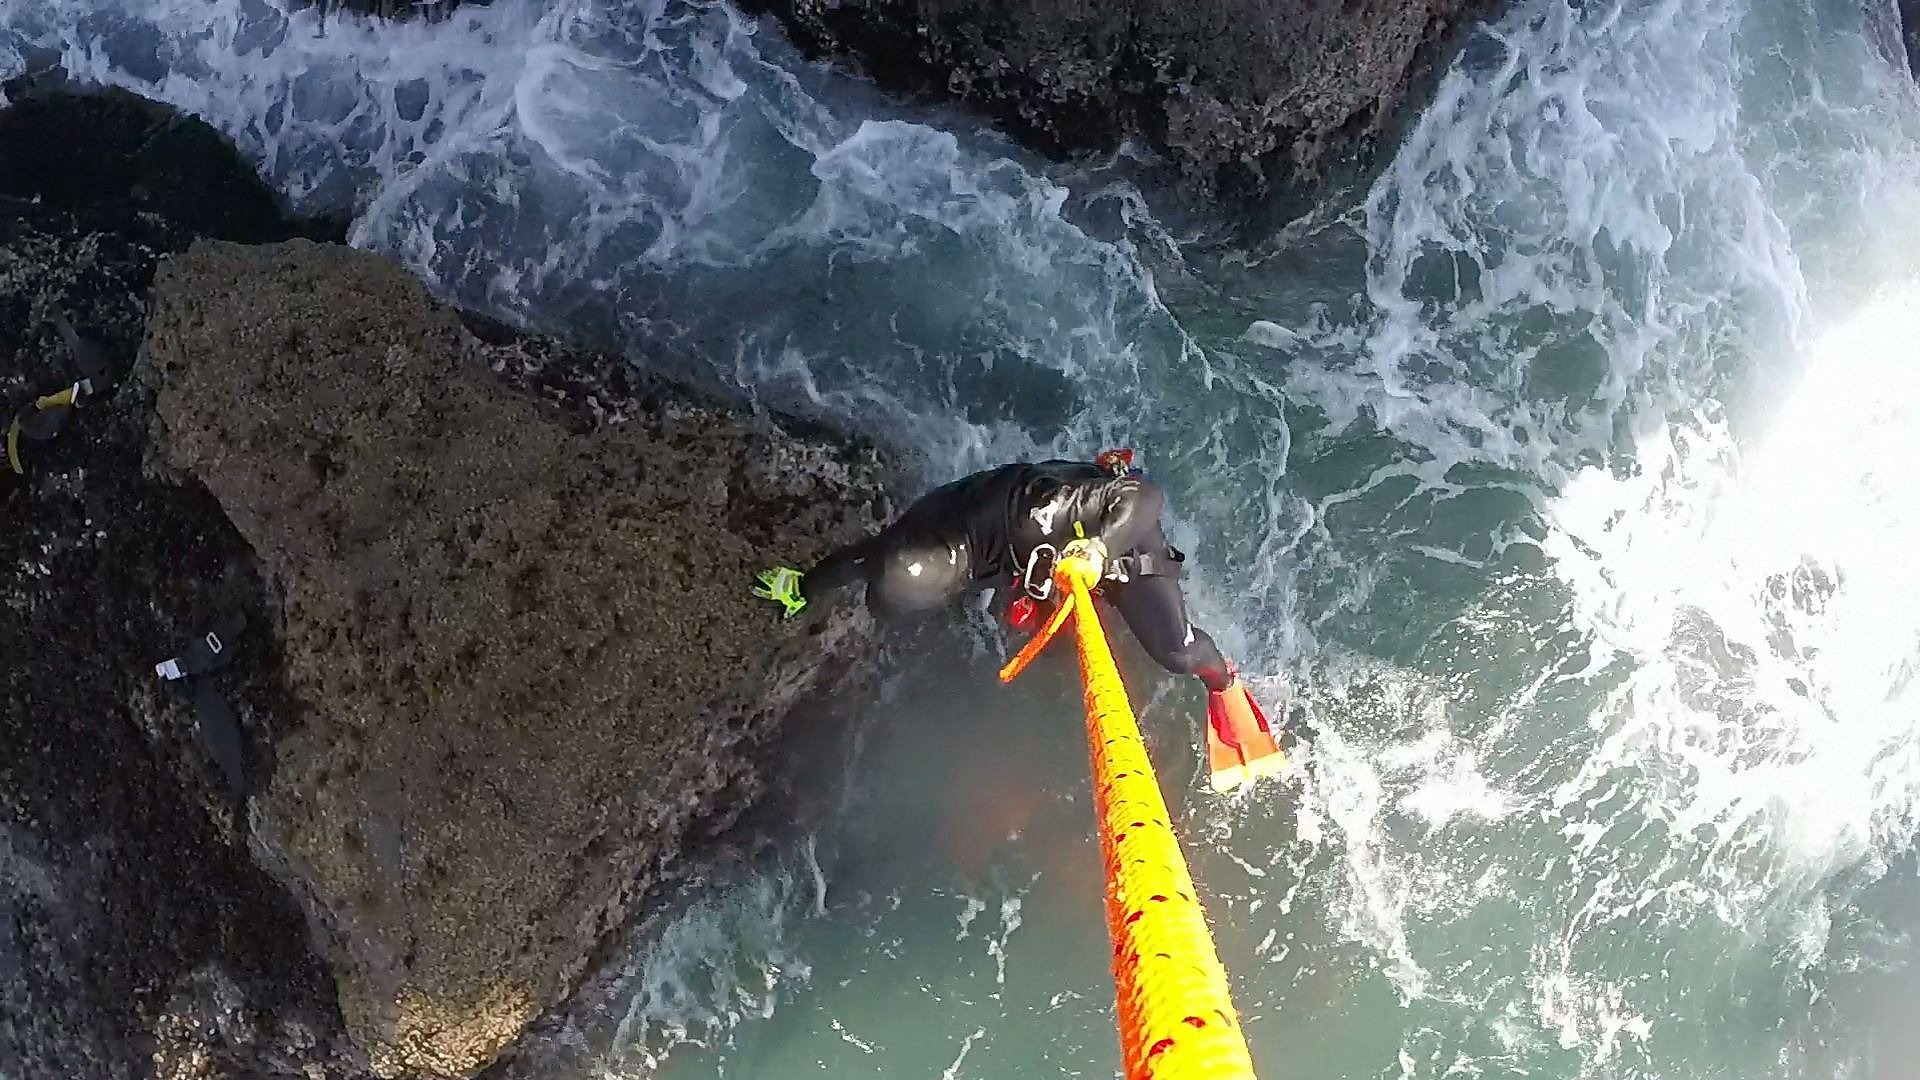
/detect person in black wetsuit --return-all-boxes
[754,449,1284,789]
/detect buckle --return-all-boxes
[1022,544,1059,601]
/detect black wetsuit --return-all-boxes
[805,461,1233,692]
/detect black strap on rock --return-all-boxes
[192,678,249,816]
[154,613,251,817]
[155,613,246,681]
[50,312,114,384]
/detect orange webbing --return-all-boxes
[1008,558,1258,1080]
[998,591,1078,684]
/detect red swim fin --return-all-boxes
[1205,679,1287,793]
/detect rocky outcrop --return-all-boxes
[4,86,892,1080]
[741,0,1499,196]
[143,240,890,1077]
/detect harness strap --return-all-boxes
[1012,546,1186,599]
[1107,549,1184,583]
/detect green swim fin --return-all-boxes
[752,566,808,619]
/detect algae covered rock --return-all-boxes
[145,239,890,1076]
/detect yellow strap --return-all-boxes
[6,417,22,476]
[1006,555,1259,1080]
[34,385,78,411]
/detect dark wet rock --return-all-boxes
[0,86,346,245]
[1902,0,1920,77]
[0,92,362,1080]
[144,239,890,1078]
[740,0,1502,197]
[316,0,472,20]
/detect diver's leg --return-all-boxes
[803,533,888,598]
[1107,576,1233,692]
[866,528,973,620]
[805,476,977,601]
[1109,576,1284,790]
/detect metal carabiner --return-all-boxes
[1022,544,1059,601]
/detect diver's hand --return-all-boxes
[1059,538,1107,587]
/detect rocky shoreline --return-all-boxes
[2,87,891,1079]
[148,238,892,1077]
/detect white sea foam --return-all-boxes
[1231,0,1920,1075]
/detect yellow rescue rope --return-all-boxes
[1000,556,1258,1080]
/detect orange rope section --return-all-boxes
[996,588,1077,683]
[1001,557,1258,1080]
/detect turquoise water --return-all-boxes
[9,0,1920,1076]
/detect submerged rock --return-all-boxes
[144,240,889,1077]
[740,0,1500,196]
